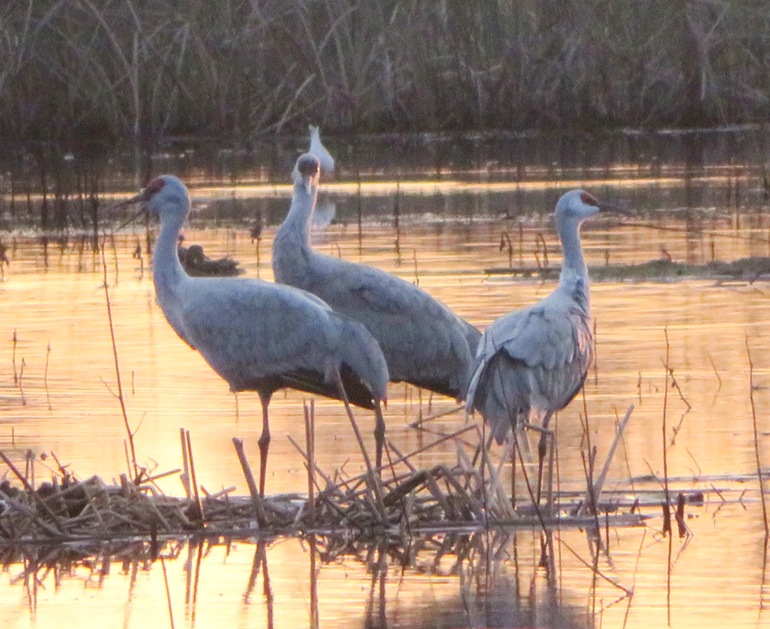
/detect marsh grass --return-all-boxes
[2,2,770,147]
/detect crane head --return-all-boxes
[128,175,190,222]
[554,188,627,224]
[293,153,321,195]
[554,189,602,223]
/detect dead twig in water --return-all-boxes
[746,336,769,539]
[12,329,18,385]
[499,231,513,268]
[576,405,634,517]
[44,342,52,410]
[100,242,139,481]
[706,350,722,391]
[662,327,673,626]
[17,358,26,406]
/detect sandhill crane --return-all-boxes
[308,125,335,173]
[466,189,613,506]
[124,175,389,496]
[273,154,480,402]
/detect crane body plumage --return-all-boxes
[466,278,593,444]
[133,174,389,494]
[273,154,481,401]
[466,189,605,503]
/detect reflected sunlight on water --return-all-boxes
[2,161,770,628]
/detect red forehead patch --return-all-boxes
[145,177,165,193]
[580,192,599,206]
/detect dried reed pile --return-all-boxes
[0,406,649,546]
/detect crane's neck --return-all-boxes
[274,181,317,254]
[557,216,590,311]
[152,212,187,304]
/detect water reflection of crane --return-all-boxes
[360,531,596,629]
[273,154,481,403]
[123,174,389,495]
[467,190,615,506]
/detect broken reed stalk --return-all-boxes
[662,327,673,626]
[746,336,769,538]
[408,403,464,429]
[183,429,203,523]
[12,329,18,384]
[556,535,633,596]
[578,362,598,520]
[232,437,267,524]
[18,358,26,405]
[179,428,191,499]
[706,350,723,391]
[536,232,549,266]
[0,450,64,532]
[304,401,316,525]
[44,342,52,410]
[499,231,513,268]
[100,242,139,481]
[110,233,120,286]
[577,405,634,517]
[332,371,386,515]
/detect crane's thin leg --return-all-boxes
[524,412,554,510]
[373,402,386,471]
[331,369,385,513]
[257,392,272,497]
[536,412,555,512]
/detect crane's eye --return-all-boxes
[580,192,599,206]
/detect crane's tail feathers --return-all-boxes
[466,352,530,445]
[400,376,464,402]
[335,319,390,404]
[281,368,376,410]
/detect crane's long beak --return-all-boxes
[104,188,151,231]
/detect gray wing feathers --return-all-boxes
[304,254,477,396]
[178,279,339,390]
[467,293,593,443]
[334,316,390,401]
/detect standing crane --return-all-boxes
[466,189,613,507]
[273,154,481,403]
[124,175,389,496]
